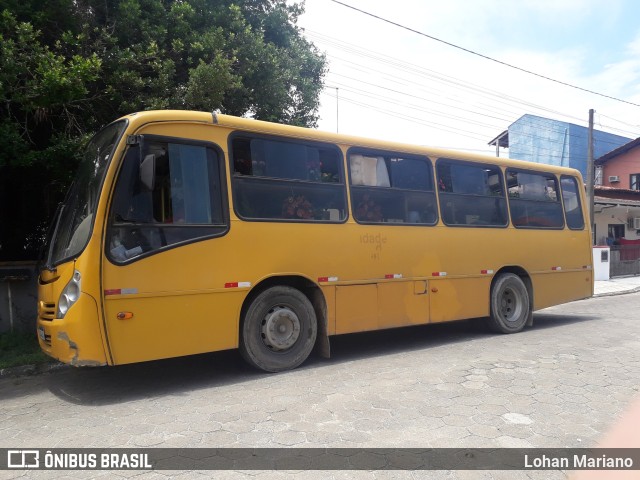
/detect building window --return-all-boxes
[631,173,640,191]
[594,166,603,186]
[608,224,625,241]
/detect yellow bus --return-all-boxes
[37,110,593,372]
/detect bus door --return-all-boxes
[101,136,233,364]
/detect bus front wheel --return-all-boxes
[487,273,530,333]
[240,286,317,373]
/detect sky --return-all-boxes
[294,0,640,156]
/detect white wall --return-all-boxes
[594,205,640,245]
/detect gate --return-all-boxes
[610,244,640,277]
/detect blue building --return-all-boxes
[489,114,632,178]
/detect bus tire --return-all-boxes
[240,286,317,373]
[487,273,530,333]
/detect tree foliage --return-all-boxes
[0,0,326,260]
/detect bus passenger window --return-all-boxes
[230,136,347,222]
[349,151,437,225]
[507,169,564,229]
[436,160,507,227]
[107,140,227,263]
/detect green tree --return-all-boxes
[0,0,326,260]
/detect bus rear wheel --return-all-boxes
[240,286,317,372]
[487,273,530,333]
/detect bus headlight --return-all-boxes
[57,270,81,319]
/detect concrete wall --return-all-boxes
[0,263,38,334]
[508,114,632,178]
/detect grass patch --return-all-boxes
[0,331,52,369]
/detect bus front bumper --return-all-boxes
[37,293,108,367]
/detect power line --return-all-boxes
[327,73,512,124]
[330,0,640,108]
[321,90,491,142]
[308,29,640,142]
[322,87,627,160]
[306,17,640,157]
[596,113,640,137]
[324,66,633,147]
[307,30,599,129]
[324,87,602,160]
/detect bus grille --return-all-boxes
[39,301,56,321]
[42,331,52,346]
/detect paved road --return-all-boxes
[1,293,639,479]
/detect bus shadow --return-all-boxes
[310,312,598,365]
[43,350,262,406]
[526,312,600,330]
[39,312,597,406]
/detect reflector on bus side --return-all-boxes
[318,276,339,283]
[224,282,251,288]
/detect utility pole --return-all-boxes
[325,85,340,134]
[586,109,595,243]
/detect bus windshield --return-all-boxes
[45,120,127,268]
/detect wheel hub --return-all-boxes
[261,306,301,351]
[500,288,519,322]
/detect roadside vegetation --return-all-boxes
[0,331,51,369]
[0,0,326,262]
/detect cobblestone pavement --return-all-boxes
[1,293,639,480]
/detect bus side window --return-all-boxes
[108,140,227,263]
[507,169,564,229]
[349,152,437,225]
[560,175,585,230]
[111,148,154,224]
[436,159,507,227]
[230,136,347,222]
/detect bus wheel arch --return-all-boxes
[487,267,533,333]
[239,276,327,372]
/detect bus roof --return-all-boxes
[120,110,583,179]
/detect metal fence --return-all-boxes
[610,245,640,277]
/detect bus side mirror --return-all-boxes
[140,154,156,191]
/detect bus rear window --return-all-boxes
[561,175,585,230]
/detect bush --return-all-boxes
[0,331,51,369]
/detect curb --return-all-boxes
[593,286,640,298]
